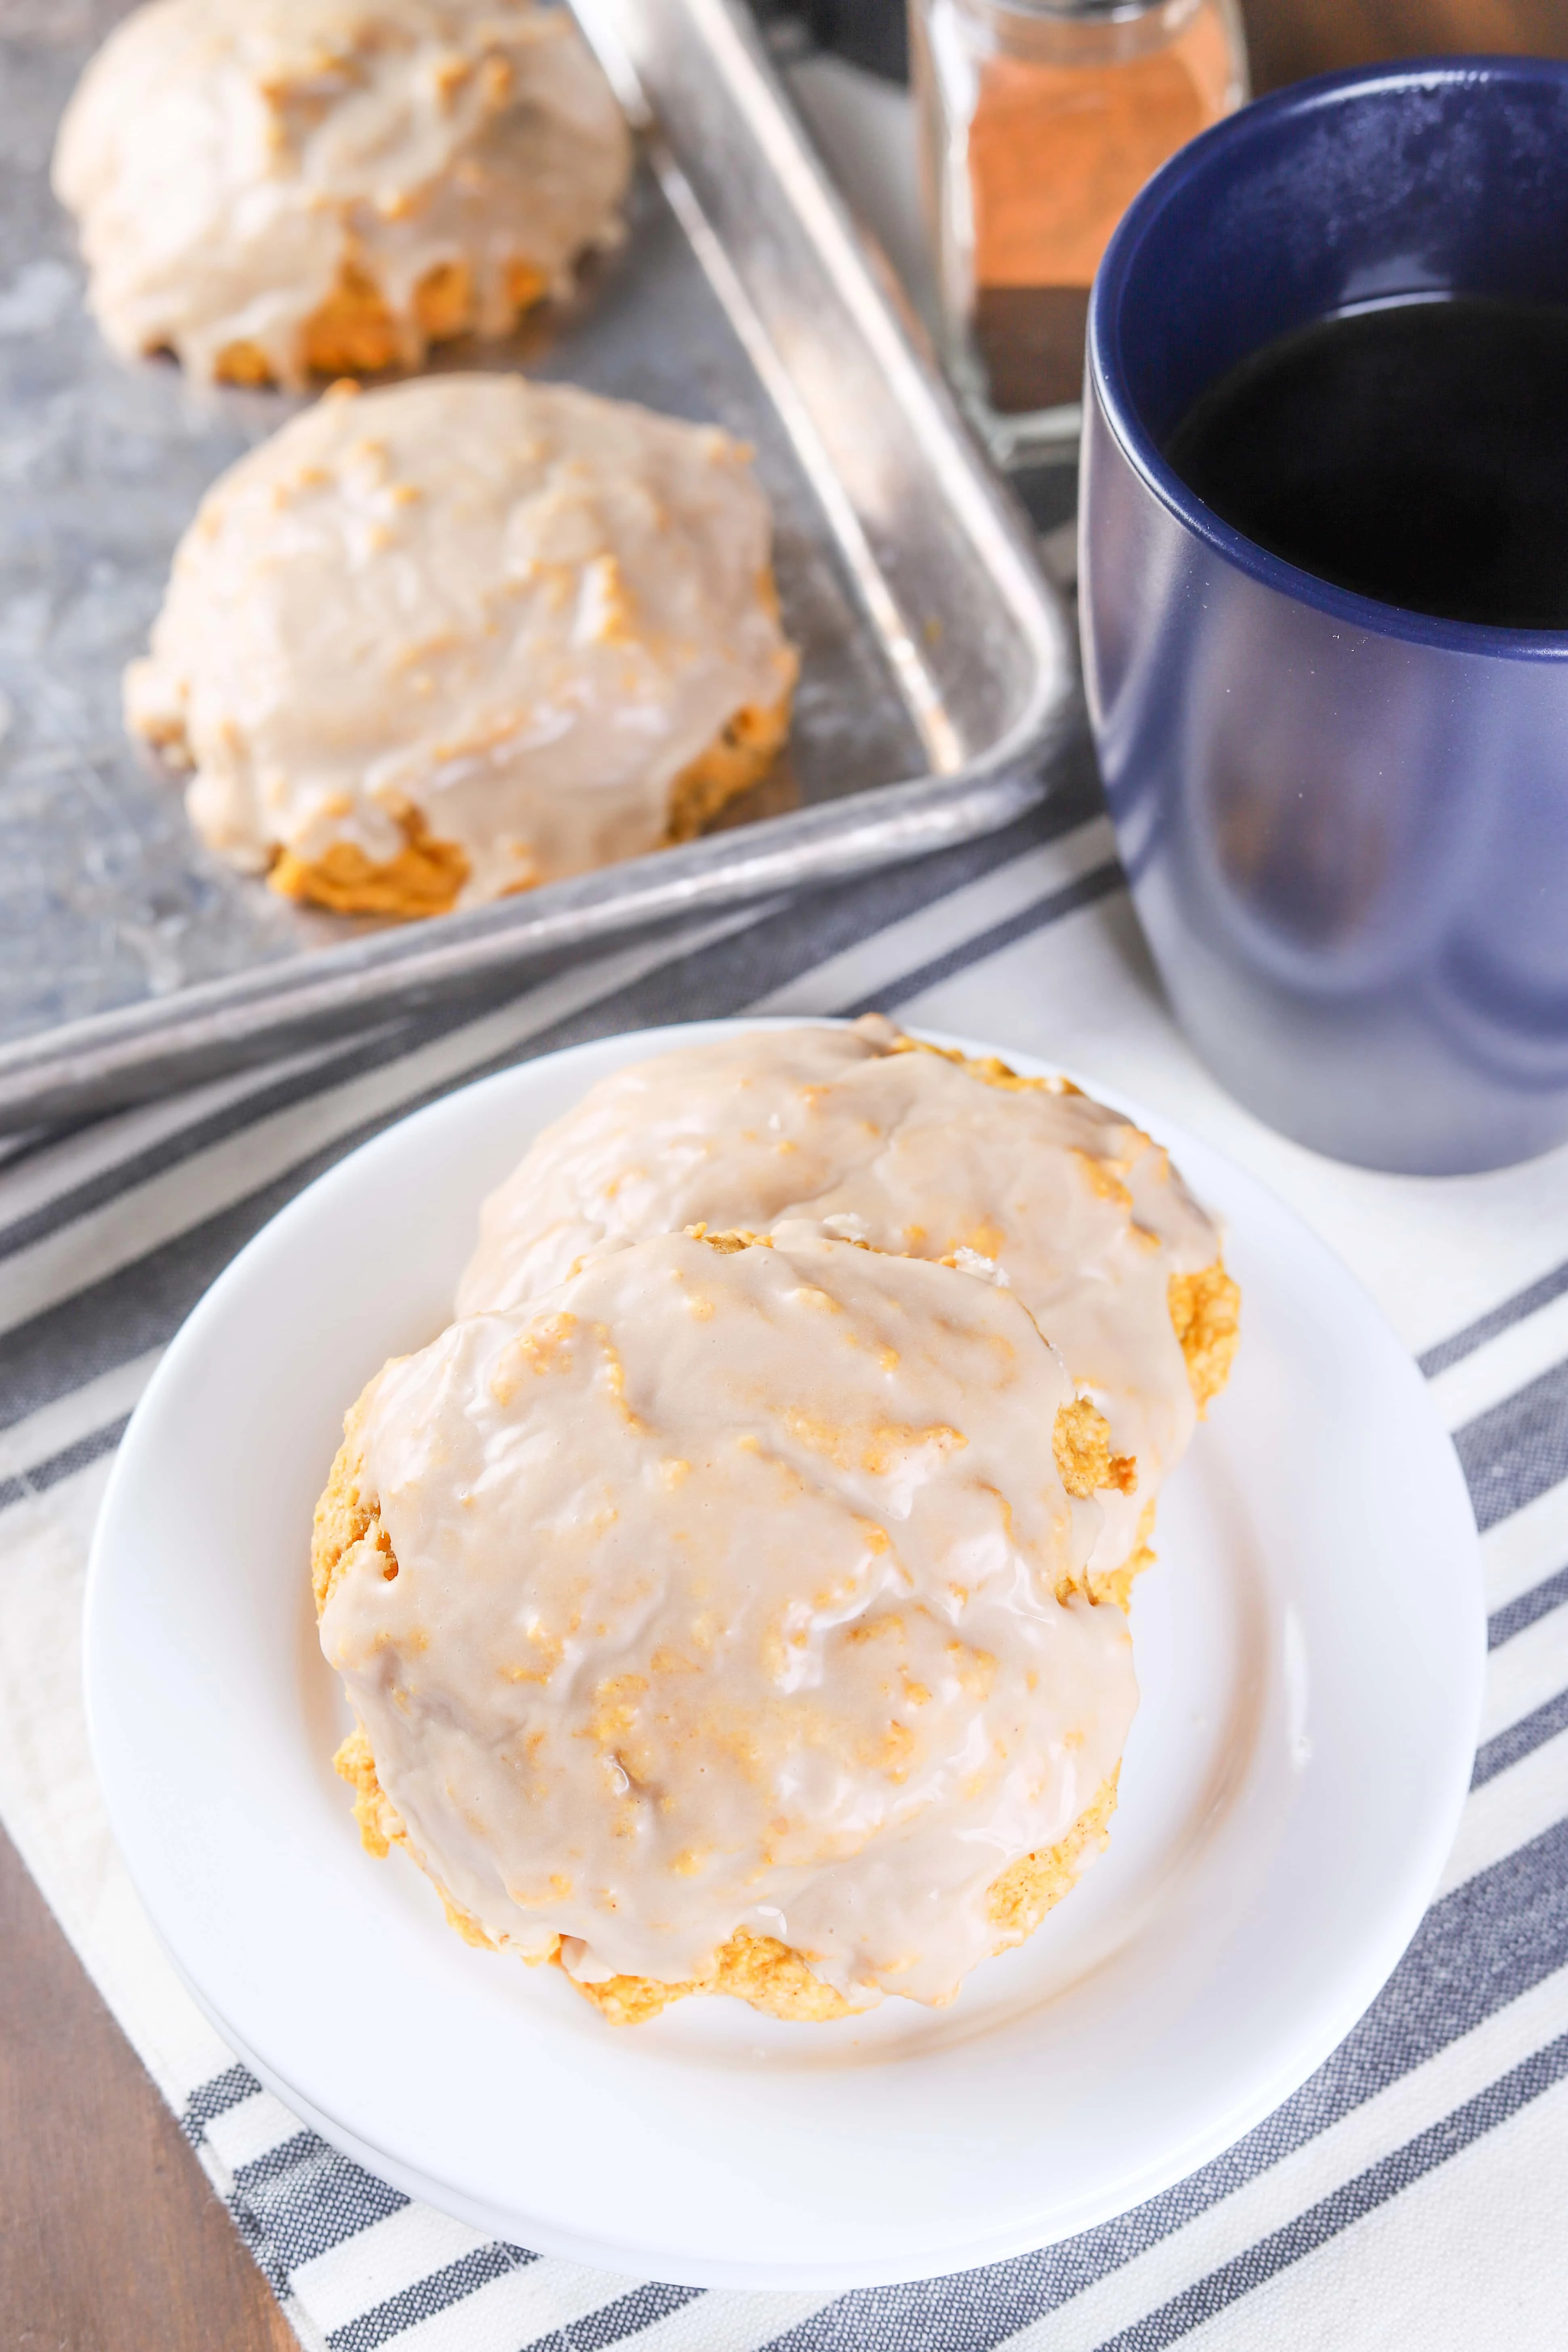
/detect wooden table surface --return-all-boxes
[1243,0,1568,92]
[6,2,1567,2345]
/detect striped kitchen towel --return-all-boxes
[2,769,1566,2352]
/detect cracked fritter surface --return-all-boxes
[313,1230,1138,2018]
[458,1020,1240,1592]
[125,375,798,913]
[53,0,630,387]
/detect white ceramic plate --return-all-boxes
[84,1021,1484,2290]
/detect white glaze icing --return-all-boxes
[458,1020,1224,1579]
[320,1230,1136,2006]
[123,374,797,903]
[52,0,630,386]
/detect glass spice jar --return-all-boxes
[910,0,1248,459]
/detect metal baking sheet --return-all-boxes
[0,0,1078,1128]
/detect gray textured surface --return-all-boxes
[0,0,923,1050]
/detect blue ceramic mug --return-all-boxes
[1081,58,1568,1175]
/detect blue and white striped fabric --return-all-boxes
[3,761,1566,2352]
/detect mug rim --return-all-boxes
[1087,54,1568,663]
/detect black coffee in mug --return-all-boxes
[1164,295,1568,629]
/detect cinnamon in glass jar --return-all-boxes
[911,0,1248,449]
